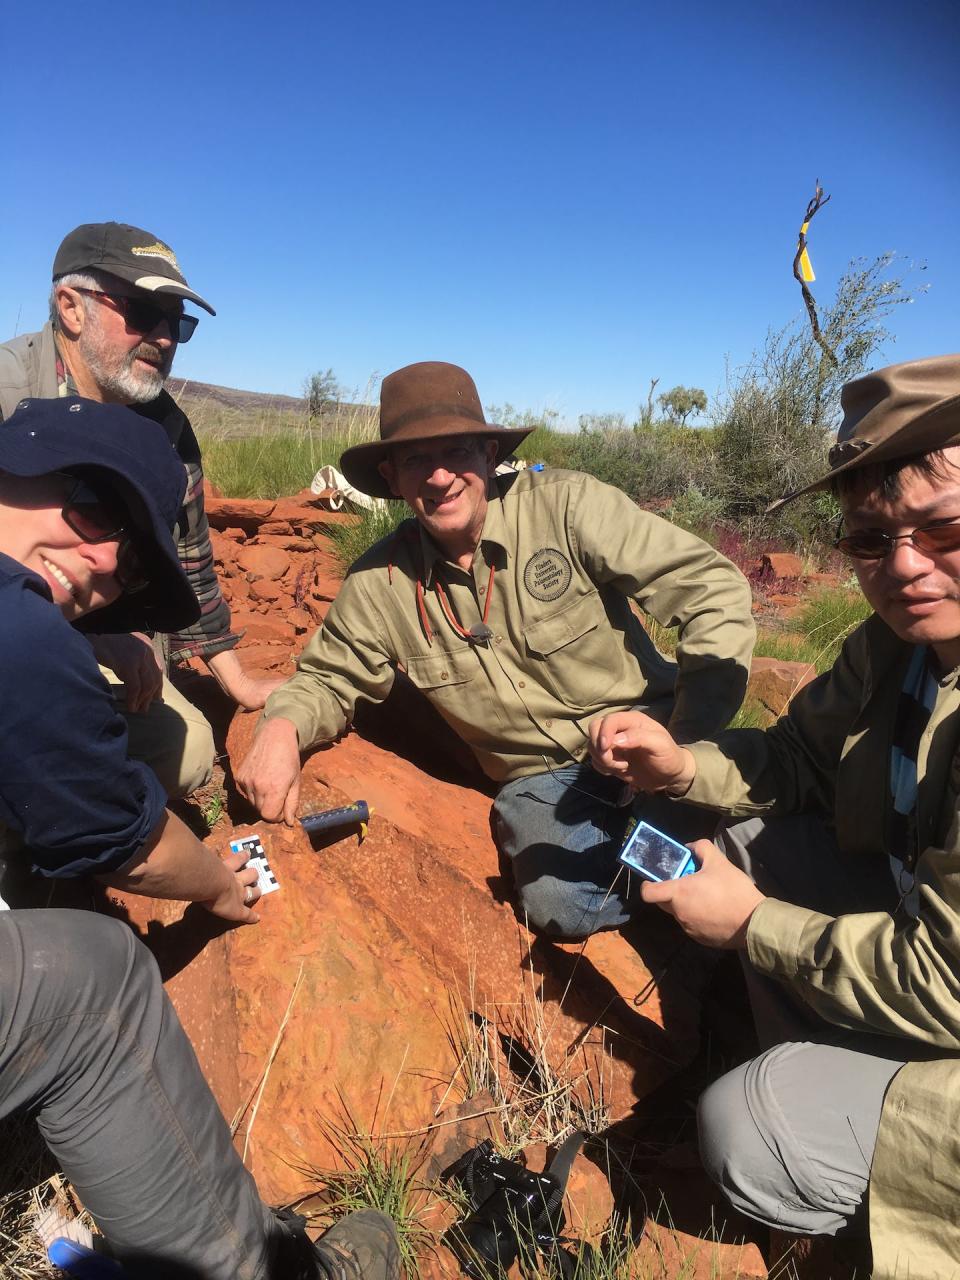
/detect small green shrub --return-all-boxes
[790,585,872,670]
[326,502,409,568]
[200,430,341,499]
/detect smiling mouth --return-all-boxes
[426,490,463,512]
[42,557,77,598]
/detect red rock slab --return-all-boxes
[237,544,291,582]
[637,1221,767,1279]
[268,499,360,530]
[747,657,817,723]
[206,497,278,530]
[252,533,318,553]
[225,715,701,1198]
[231,610,298,644]
[756,551,804,582]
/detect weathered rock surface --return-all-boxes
[747,656,817,724]
[135,490,778,1272]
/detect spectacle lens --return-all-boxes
[121,295,199,344]
[74,288,198,343]
[115,537,150,594]
[835,523,960,560]
[59,477,125,542]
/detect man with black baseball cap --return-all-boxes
[0,221,283,801]
[588,354,960,1276]
[0,395,399,1279]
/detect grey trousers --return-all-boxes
[697,815,920,1237]
[0,910,279,1279]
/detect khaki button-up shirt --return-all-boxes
[681,616,960,1277]
[265,467,755,783]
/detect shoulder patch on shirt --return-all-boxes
[523,547,572,602]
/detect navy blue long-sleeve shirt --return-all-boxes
[0,554,166,877]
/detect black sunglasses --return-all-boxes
[73,287,199,344]
[57,475,150,593]
[835,520,960,561]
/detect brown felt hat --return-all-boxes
[769,354,960,511]
[340,362,533,499]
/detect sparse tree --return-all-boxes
[658,385,708,426]
[303,368,343,419]
[636,377,660,430]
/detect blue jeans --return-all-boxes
[492,763,714,938]
[492,763,636,937]
[0,910,285,1279]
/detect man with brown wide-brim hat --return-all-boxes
[238,359,755,942]
[587,353,960,1276]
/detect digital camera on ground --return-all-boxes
[441,1137,588,1279]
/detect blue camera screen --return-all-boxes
[619,822,692,881]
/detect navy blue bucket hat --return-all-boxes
[0,397,199,633]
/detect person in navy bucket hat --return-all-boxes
[0,396,199,633]
[0,402,402,1279]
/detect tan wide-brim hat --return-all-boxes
[340,361,533,499]
[769,353,960,511]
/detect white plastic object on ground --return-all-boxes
[310,464,386,512]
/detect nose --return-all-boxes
[147,316,177,346]
[884,539,936,579]
[425,464,456,487]
[80,539,121,578]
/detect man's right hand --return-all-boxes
[235,717,302,824]
[588,711,697,793]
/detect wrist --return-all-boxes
[259,715,300,747]
[662,747,696,796]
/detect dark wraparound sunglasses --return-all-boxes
[57,475,150,593]
[72,287,199,344]
[835,520,960,561]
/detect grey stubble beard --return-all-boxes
[77,306,175,405]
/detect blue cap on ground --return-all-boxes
[0,397,199,633]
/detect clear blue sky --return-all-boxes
[3,0,957,424]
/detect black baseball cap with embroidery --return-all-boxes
[52,222,216,316]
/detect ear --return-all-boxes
[483,438,499,475]
[55,285,86,339]
[377,458,402,499]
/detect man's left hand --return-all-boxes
[641,840,766,949]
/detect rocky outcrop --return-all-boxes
[132,489,770,1271]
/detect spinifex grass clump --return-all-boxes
[440,957,611,1156]
[298,1103,434,1280]
[0,1112,81,1279]
[325,501,409,568]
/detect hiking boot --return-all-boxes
[271,1207,401,1280]
[313,1211,401,1280]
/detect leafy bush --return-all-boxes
[712,253,922,548]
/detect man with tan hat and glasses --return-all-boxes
[237,361,755,940]
[589,355,960,1276]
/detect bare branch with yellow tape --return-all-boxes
[793,182,839,409]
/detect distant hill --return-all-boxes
[168,377,306,417]
[168,377,375,438]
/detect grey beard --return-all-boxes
[78,324,172,405]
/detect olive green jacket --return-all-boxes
[265,468,755,782]
[685,615,960,1279]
